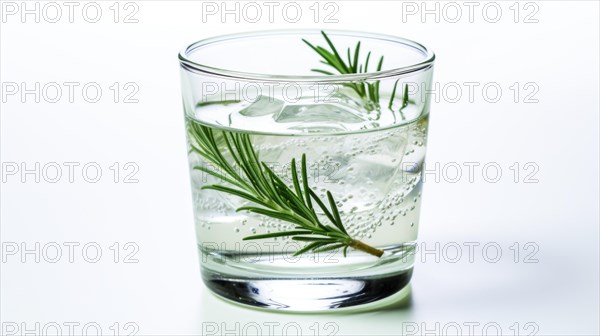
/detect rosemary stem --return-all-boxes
[349,239,384,257]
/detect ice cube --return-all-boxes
[354,154,400,180]
[239,95,284,117]
[328,91,375,112]
[379,131,408,156]
[275,103,366,124]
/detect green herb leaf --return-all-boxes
[188,124,384,258]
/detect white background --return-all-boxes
[1,1,599,335]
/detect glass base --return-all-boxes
[202,268,413,311]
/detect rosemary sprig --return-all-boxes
[188,122,384,258]
[388,80,412,121]
[304,31,414,116]
[389,80,410,110]
[303,31,384,107]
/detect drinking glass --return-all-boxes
[179,30,435,311]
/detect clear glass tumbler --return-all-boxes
[179,30,435,311]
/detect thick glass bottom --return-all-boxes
[202,268,413,311]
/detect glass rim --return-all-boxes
[178,29,435,83]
